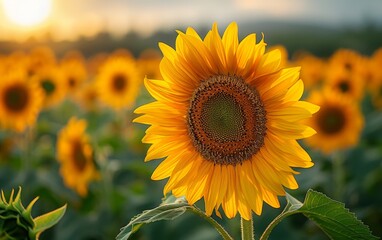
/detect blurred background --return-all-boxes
[0,0,381,239]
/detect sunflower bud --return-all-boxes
[0,187,66,240]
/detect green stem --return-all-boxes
[188,206,233,240]
[259,202,297,240]
[241,216,254,240]
[332,153,344,201]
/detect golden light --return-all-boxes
[2,0,52,27]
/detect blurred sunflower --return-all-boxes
[96,57,140,110]
[32,66,66,109]
[57,117,99,196]
[0,55,6,74]
[25,46,56,77]
[0,71,43,132]
[87,53,108,77]
[324,68,365,100]
[61,50,86,65]
[76,81,100,112]
[368,48,382,108]
[60,59,88,98]
[328,48,365,75]
[134,22,319,220]
[137,49,162,79]
[294,52,326,90]
[1,51,28,75]
[304,90,364,154]
[109,48,134,60]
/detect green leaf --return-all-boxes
[299,190,378,240]
[261,189,378,240]
[116,197,189,240]
[116,195,233,240]
[33,204,67,237]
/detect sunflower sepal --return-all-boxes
[259,189,378,240]
[116,194,233,240]
[0,187,67,240]
[32,204,67,239]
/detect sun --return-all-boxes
[2,0,52,27]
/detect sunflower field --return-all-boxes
[0,22,382,240]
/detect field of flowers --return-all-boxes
[1,25,382,239]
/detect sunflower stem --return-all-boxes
[188,206,234,240]
[241,215,254,240]
[332,152,345,201]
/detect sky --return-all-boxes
[0,0,381,41]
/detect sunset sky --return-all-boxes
[0,0,381,41]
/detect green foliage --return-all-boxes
[0,187,66,240]
[117,190,379,240]
[116,196,190,240]
[261,190,378,240]
[33,204,67,238]
[116,195,234,240]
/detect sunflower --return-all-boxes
[0,71,43,132]
[61,50,86,65]
[76,80,100,112]
[32,66,67,109]
[25,46,57,77]
[87,52,108,77]
[328,48,364,75]
[60,59,88,98]
[267,44,288,68]
[293,52,326,90]
[57,117,99,196]
[137,49,162,80]
[324,67,365,100]
[368,48,382,108]
[134,22,319,220]
[109,48,134,60]
[304,90,363,154]
[96,57,140,110]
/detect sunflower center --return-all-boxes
[344,62,352,71]
[317,106,346,134]
[112,74,127,92]
[68,77,76,88]
[71,140,88,171]
[41,79,56,95]
[187,75,266,166]
[3,84,29,112]
[337,80,350,93]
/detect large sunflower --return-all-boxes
[304,90,364,154]
[0,71,43,132]
[57,117,99,196]
[96,57,140,110]
[134,22,319,220]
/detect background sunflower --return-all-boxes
[32,66,67,109]
[304,90,364,154]
[56,117,100,197]
[96,56,140,110]
[0,71,43,132]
